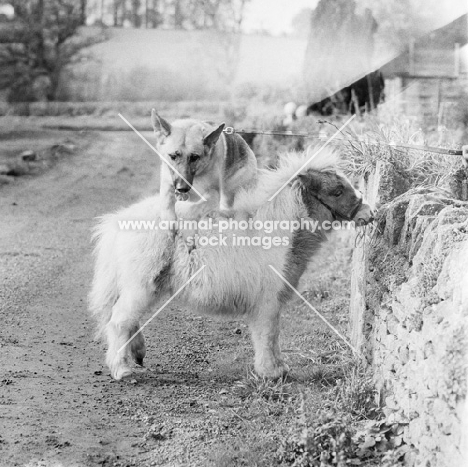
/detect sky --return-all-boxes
[242,0,319,35]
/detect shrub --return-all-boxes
[277,410,357,467]
[276,408,409,467]
[276,362,408,466]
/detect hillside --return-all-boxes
[57,28,306,101]
[91,28,305,84]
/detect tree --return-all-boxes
[85,0,250,30]
[356,0,466,55]
[303,0,377,102]
[146,0,162,28]
[0,0,106,102]
[80,0,87,25]
[291,7,312,38]
[196,0,249,88]
[173,0,184,28]
[113,0,125,26]
[131,0,142,27]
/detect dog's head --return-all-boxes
[151,109,225,197]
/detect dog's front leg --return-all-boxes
[218,190,236,218]
[247,296,289,379]
[159,162,177,228]
[176,188,219,220]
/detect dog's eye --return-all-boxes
[190,154,200,163]
[169,153,178,161]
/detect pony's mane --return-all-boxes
[235,146,341,214]
[257,146,341,194]
[278,145,340,174]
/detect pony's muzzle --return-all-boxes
[353,203,375,226]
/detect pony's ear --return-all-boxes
[151,109,171,137]
[203,123,225,148]
[296,170,322,193]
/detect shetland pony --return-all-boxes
[89,148,374,380]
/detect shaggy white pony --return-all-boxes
[90,148,374,380]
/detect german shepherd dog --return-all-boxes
[151,110,257,222]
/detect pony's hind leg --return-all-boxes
[105,287,153,380]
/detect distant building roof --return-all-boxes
[381,13,467,78]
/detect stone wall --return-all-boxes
[350,165,468,466]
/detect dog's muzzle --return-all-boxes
[174,180,192,201]
[175,191,189,201]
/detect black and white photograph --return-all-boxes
[0,0,467,465]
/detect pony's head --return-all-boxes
[278,148,374,226]
[296,168,374,225]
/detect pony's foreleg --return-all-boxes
[128,323,146,366]
[105,287,153,380]
[247,295,289,379]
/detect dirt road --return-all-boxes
[0,130,350,466]
[1,131,157,465]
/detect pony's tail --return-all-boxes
[88,215,119,340]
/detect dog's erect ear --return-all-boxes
[203,123,225,148]
[151,109,171,137]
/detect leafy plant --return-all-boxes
[353,419,410,466]
[276,400,358,467]
[276,361,409,466]
[277,409,409,467]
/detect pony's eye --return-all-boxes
[334,189,343,197]
[190,154,200,163]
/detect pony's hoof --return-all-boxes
[112,365,133,381]
[135,356,144,366]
